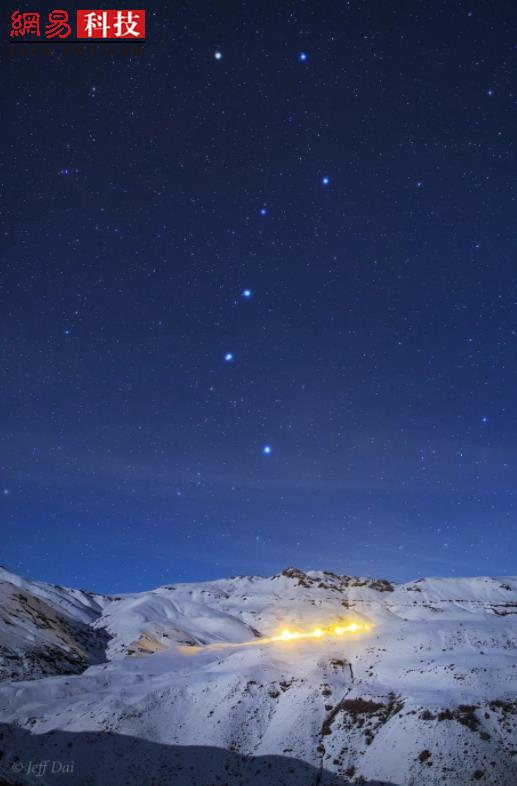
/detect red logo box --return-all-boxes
[76,9,145,39]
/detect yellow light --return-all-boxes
[181,619,373,654]
[279,629,301,641]
[272,621,371,643]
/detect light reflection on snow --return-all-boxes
[181,620,373,654]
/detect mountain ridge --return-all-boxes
[0,566,516,785]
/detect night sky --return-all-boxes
[2,2,517,592]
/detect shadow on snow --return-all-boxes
[0,723,398,786]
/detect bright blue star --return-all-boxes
[299,52,308,62]
[481,416,488,424]
[321,176,330,186]
[242,289,252,299]
[260,207,267,216]
[224,352,234,362]
[214,51,223,60]
[262,445,272,455]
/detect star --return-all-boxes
[64,329,71,336]
[214,51,223,60]
[242,289,252,298]
[299,52,308,62]
[262,445,272,455]
[481,416,488,424]
[321,176,330,186]
[224,352,234,362]
[3,489,9,496]
[259,207,267,216]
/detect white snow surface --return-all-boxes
[0,566,516,785]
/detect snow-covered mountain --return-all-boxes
[0,565,516,785]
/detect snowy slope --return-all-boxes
[0,567,516,785]
[0,567,108,681]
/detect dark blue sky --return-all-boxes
[2,2,516,592]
